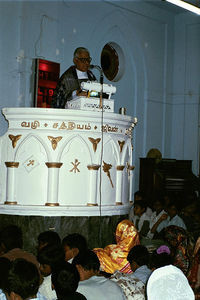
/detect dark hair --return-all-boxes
[127,245,149,266]
[134,200,147,211]
[62,233,87,253]
[0,225,23,251]
[134,191,144,198]
[72,250,100,272]
[4,258,40,299]
[37,231,61,247]
[0,257,11,289]
[150,252,172,269]
[37,244,65,269]
[52,262,80,298]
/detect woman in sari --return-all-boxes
[94,219,140,274]
[164,225,194,275]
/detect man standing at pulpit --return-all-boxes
[52,47,96,108]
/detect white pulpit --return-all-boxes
[0,107,136,217]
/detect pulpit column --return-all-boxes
[45,162,63,206]
[87,165,100,206]
[5,162,19,204]
[115,165,125,205]
[128,165,135,203]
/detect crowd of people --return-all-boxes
[0,191,199,300]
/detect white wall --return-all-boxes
[0,1,199,193]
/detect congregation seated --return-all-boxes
[127,245,152,284]
[51,261,86,300]
[62,233,88,263]
[146,264,195,300]
[37,244,65,300]
[73,249,125,300]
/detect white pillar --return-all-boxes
[128,165,135,203]
[5,162,19,204]
[87,165,100,206]
[115,165,125,205]
[45,162,63,206]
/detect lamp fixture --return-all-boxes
[165,0,200,15]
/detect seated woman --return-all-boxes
[93,219,140,274]
[164,225,194,275]
[187,237,200,299]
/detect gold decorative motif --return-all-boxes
[118,140,125,153]
[27,160,34,166]
[116,165,125,171]
[45,203,59,206]
[102,161,114,188]
[70,159,80,173]
[88,137,101,152]
[53,123,59,128]
[4,201,17,205]
[8,135,22,149]
[48,136,62,150]
[126,162,135,176]
[94,126,97,130]
[45,162,63,168]
[87,203,98,206]
[44,123,48,127]
[5,162,19,168]
[87,165,100,171]
[116,202,122,206]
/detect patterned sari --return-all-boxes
[94,219,140,274]
[164,225,194,275]
[188,237,200,299]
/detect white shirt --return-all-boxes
[77,275,125,300]
[157,214,186,232]
[38,274,57,300]
[130,265,152,284]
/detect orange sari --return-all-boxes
[94,219,140,274]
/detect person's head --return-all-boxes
[37,230,61,253]
[51,262,80,298]
[167,201,179,219]
[37,244,65,277]
[4,258,40,300]
[127,245,149,272]
[62,233,87,262]
[134,191,144,202]
[134,201,147,217]
[72,250,100,281]
[150,246,172,270]
[0,257,11,290]
[164,225,187,248]
[152,199,164,215]
[0,225,23,253]
[73,47,91,72]
[147,265,194,300]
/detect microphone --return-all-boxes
[90,64,102,72]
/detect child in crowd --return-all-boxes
[73,249,125,300]
[149,245,172,270]
[147,198,168,239]
[62,233,88,263]
[37,230,61,253]
[51,261,86,300]
[129,191,152,226]
[127,245,152,284]
[133,200,150,238]
[3,258,41,300]
[156,201,186,233]
[38,244,65,300]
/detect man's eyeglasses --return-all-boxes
[76,57,92,63]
